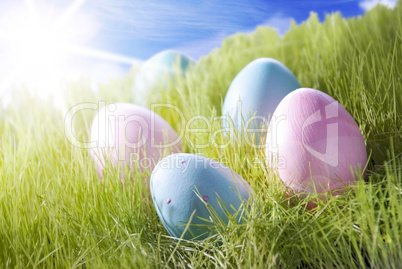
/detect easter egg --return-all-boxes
[222,58,301,145]
[133,50,194,104]
[265,88,367,201]
[90,103,182,180]
[150,153,253,240]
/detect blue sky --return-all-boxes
[0,0,398,102]
[88,0,364,61]
[84,0,393,61]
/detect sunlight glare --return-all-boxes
[0,4,93,100]
[5,20,68,69]
[0,1,140,109]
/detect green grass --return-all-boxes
[1,2,402,268]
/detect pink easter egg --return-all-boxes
[266,88,367,201]
[90,103,182,180]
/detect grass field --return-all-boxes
[0,2,401,268]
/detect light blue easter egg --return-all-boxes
[133,50,194,104]
[222,58,301,145]
[150,153,253,240]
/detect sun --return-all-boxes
[0,0,139,105]
[4,18,70,71]
[0,1,90,100]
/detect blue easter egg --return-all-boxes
[150,153,253,240]
[222,58,301,145]
[133,50,194,104]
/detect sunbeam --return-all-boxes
[0,0,140,106]
[24,0,38,22]
[67,45,141,65]
[56,0,87,28]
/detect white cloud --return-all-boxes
[89,0,263,41]
[173,33,228,60]
[359,0,398,10]
[259,14,293,36]
[174,13,292,59]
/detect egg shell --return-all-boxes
[133,50,194,104]
[150,153,253,240]
[90,103,182,180]
[266,88,367,198]
[222,58,301,144]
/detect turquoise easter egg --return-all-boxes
[133,50,194,104]
[150,153,253,240]
[222,58,301,145]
